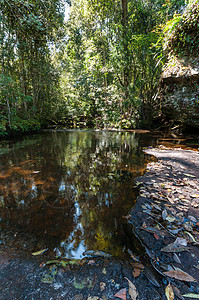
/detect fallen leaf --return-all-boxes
[173,253,182,265]
[166,216,176,223]
[32,248,48,256]
[88,260,95,265]
[152,203,162,211]
[172,285,184,300]
[162,209,168,220]
[161,243,188,253]
[185,231,197,244]
[114,288,126,300]
[143,266,161,287]
[188,215,197,222]
[174,238,187,247]
[183,294,199,298]
[183,173,196,178]
[100,282,106,291]
[87,297,99,300]
[183,223,193,232]
[165,282,174,300]
[141,226,167,237]
[194,264,199,269]
[142,222,147,228]
[190,194,199,198]
[154,233,159,240]
[163,268,196,282]
[131,262,144,269]
[125,277,138,300]
[127,249,139,261]
[39,262,46,268]
[133,268,141,278]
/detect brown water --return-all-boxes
[0,130,197,259]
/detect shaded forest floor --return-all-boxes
[0,146,199,299]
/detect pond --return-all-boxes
[0,130,175,259]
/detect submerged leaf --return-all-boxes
[163,268,196,282]
[165,283,174,300]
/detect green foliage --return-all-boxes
[163,1,199,55]
[0,0,65,136]
[60,0,168,129]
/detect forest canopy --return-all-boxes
[0,0,196,136]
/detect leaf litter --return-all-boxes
[131,147,199,297]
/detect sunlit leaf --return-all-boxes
[32,248,48,256]
[183,294,199,298]
[165,283,174,300]
[162,209,168,220]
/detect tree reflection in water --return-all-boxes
[0,131,155,258]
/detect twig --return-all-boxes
[149,216,177,238]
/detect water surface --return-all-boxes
[0,130,157,258]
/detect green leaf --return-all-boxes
[32,248,48,256]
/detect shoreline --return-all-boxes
[129,146,199,298]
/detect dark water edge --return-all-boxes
[0,130,198,260]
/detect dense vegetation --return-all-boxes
[1,0,197,136]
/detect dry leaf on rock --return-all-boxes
[190,194,199,198]
[100,282,106,291]
[172,285,184,300]
[163,268,196,282]
[131,262,144,269]
[133,268,141,278]
[165,283,174,300]
[142,222,147,228]
[183,293,199,298]
[162,209,168,220]
[166,216,176,222]
[174,237,187,247]
[114,288,126,300]
[125,277,138,300]
[161,243,188,253]
[173,253,182,265]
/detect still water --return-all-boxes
[0,130,157,258]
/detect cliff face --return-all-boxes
[161,1,199,129]
[161,56,199,128]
